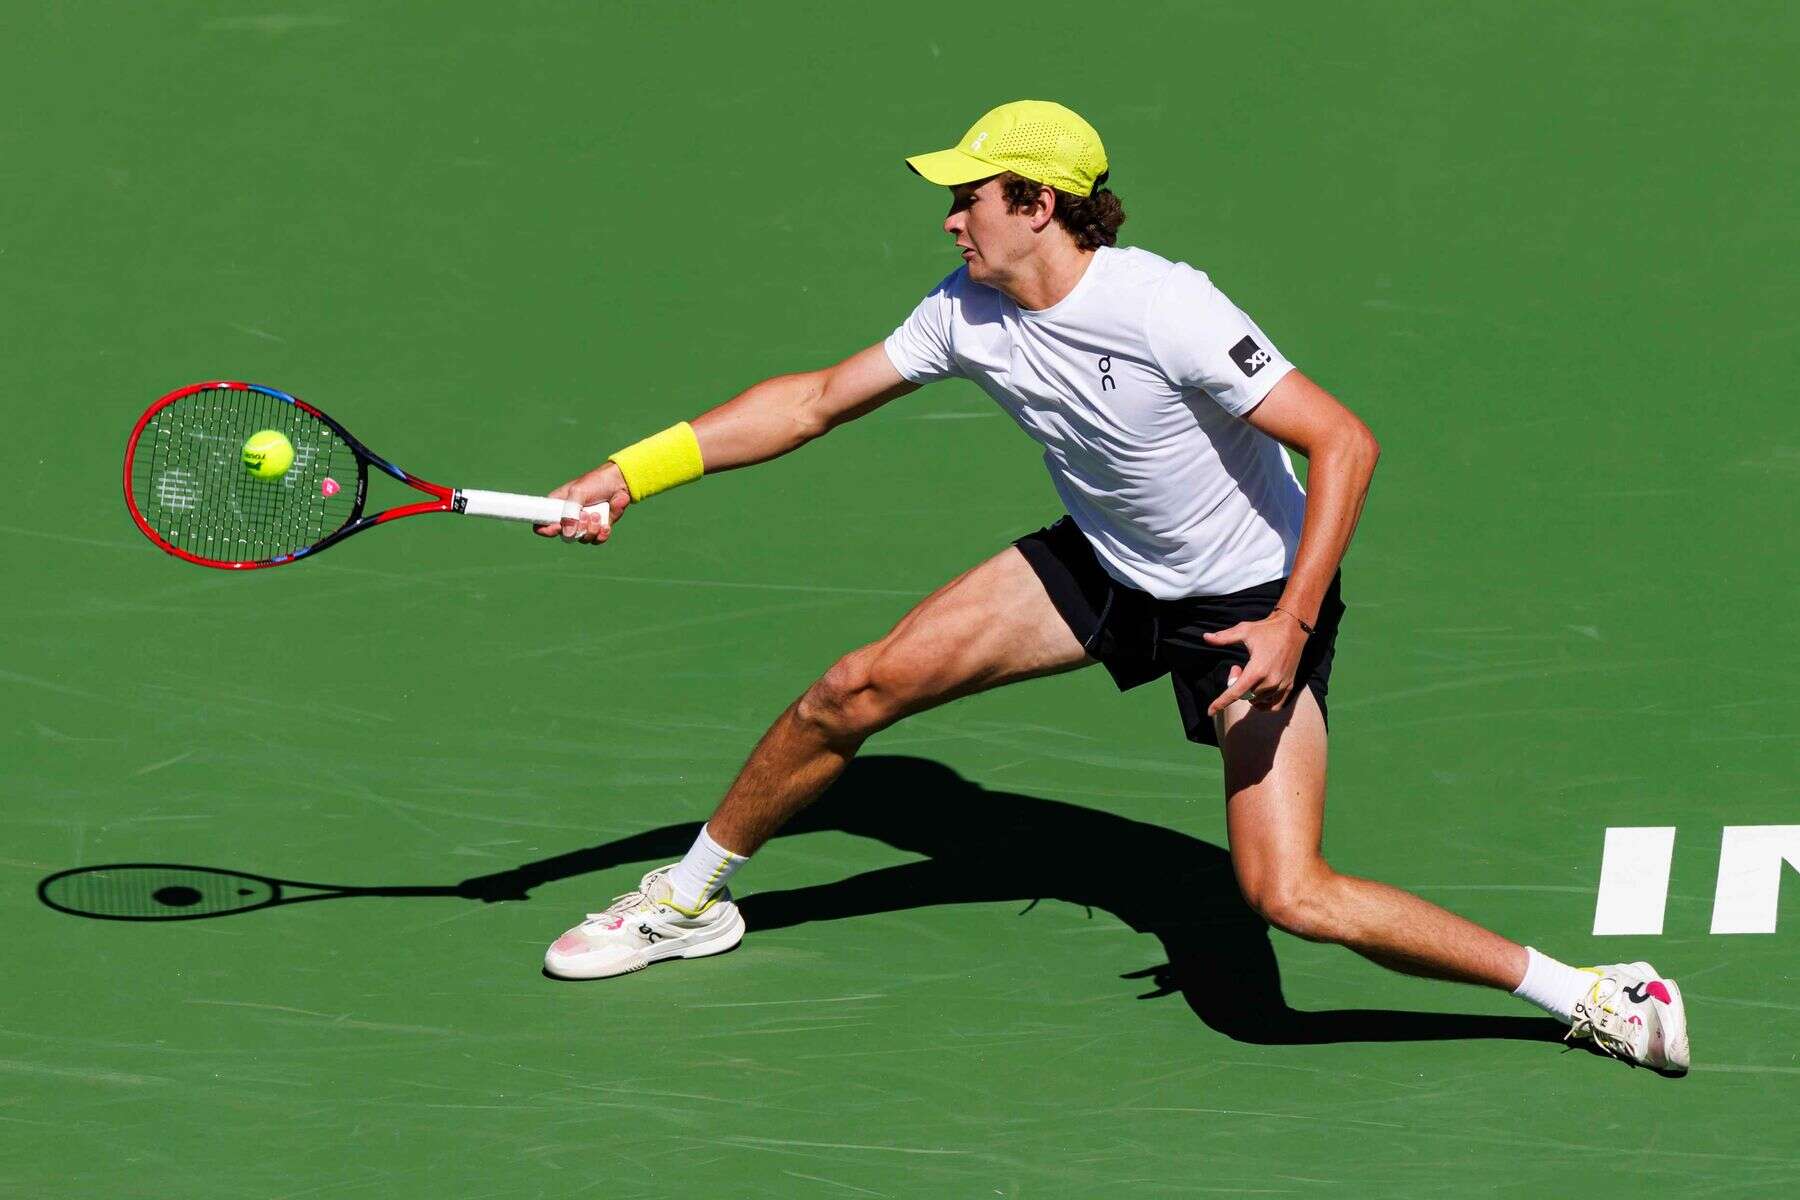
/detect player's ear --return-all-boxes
[1027,185,1057,233]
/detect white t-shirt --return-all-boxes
[883,244,1305,599]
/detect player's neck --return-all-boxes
[998,242,1097,312]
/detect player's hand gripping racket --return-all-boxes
[124,381,608,569]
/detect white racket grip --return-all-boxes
[457,488,610,530]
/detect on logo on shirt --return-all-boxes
[1229,335,1273,378]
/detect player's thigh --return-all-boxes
[1218,686,1331,896]
[859,544,1093,712]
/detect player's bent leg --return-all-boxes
[546,545,1092,981]
[707,545,1093,855]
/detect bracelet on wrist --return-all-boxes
[1272,605,1315,635]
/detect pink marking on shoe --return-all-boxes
[1627,1014,1644,1028]
[552,931,588,953]
[1623,979,1675,1006]
[596,914,623,930]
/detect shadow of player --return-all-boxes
[467,754,1562,1047]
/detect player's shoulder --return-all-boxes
[1106,243,1177,279]
[1108,245,1218,296]
[1099,246,1221,318]
[1120,248,1248,375]
[925,263,972,296]
[914,263,1004,321]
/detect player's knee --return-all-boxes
[796,649,900,741]
[795,656,867,739]
[1238,863,1337,942]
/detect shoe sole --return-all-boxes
[544,905,747,981]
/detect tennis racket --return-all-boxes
[124,380,607,569]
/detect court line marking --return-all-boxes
[0,668,108,701]
[720,1135,970,1156]
[780,1170,892,1198]
[904,411,997,420]
[687,994,886,1009]
[1685,994,1800,1014]
[1404,883,1592,894]
[1120,1105,1407,1130]
[6,520,925,599]
[0,1059,170,1086]
[30,722,124,745]
[131,750,196,777]
[1335,661,1658,712]
[187,1000,453,1036]
[227,322,285,343]
[597,572,918,598]
[0,523,140,551]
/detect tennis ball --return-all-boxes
[242,430,295,480]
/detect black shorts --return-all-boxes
[1014,516,1346,747]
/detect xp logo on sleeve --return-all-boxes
[1229,335,1273,378]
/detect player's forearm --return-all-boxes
[686,370,833,474]
[1279,424,1380,621]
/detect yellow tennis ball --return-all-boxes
[241,430,295,480]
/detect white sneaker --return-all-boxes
[543,865,745,980]
[1567,961,1690,1075]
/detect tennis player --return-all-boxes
[534,101,1688,1074]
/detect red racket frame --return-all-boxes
[123,381,457,570]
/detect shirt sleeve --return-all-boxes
[882,269,965,385]
[1144,263,1294,416]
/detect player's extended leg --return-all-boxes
[1216,688,1527,988]
[544,545,1092,980]
[1216,689,1690,1071]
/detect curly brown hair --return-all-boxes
[998,171,1127,251]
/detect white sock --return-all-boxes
[1511,946,1597,1023]
[667,824,747,913]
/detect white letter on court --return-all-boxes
[1593,827,1677,936]
[1711,826,1800,935]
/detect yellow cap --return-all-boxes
[905,100,1109,197]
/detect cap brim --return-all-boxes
[904,147,1001,187]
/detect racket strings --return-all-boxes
[40,866,277,919]
[131,386,359,564]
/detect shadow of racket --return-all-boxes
[34,826,699,922]
[36,863,484,921]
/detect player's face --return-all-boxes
[943,177,1035,284]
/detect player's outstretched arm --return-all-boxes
[536,343,915,543]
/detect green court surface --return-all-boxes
[4,2,1798,1196]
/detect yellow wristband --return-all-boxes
[608,421,704,502]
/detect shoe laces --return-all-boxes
[1566,975,1640,1061]
[584,875,671,925]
